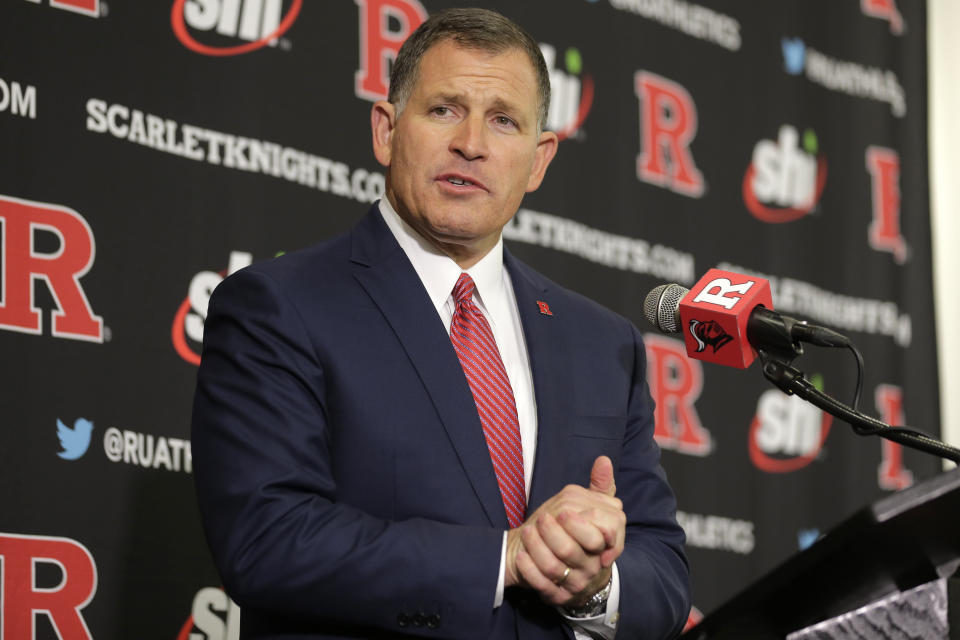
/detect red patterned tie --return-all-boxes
[449,273,526,528]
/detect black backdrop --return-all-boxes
[0,0,941,637]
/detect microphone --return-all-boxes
[644,268,849,369]
[645,271,960,466]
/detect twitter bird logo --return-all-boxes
[782,37,806,75]
[57,418,94,460]
[797,528,820,551]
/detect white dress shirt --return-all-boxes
[378,198,619,639]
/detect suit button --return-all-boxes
[413,613,426,627]
[426,614,440,629]
[397,613,410,628]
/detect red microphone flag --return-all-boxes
[678,268,774,369]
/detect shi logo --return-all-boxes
[57,418,94,460]
[689,319,732,354]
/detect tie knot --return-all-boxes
[453,273,475,304]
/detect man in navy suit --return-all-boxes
[192,8,689,639]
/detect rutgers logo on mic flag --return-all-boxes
[680,268,774,369]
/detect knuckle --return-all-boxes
[532,571,551,591]
[561,484,584,500]
[581,534,603,553]
[556,540,579,561]
[565,579,583,595]
[551,557,569,576]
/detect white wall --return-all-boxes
[929,0,960,463]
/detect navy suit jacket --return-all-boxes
[192,205,689,639]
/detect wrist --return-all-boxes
[504,527,524,588]
[562,574,612,618]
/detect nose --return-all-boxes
[450,114,488,161]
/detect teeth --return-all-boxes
[447,177,473,186]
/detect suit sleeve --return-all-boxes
[191,267,504,636]
[613,325,691,639]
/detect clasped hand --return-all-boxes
[505,456,625,607]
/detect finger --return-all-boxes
[518,535,604,606]
[574,503,625,550]
[596,512,626,567]
[537,514,609,598]
[522,517,573,584]
[600,546,622,568]
[541,486,622,526]
[555,510,607,555]
[536,512,591,570]
[567,566,614,608]
[515,548,573,606]
[589,455,616,497]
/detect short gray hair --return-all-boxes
[387,8,551,132]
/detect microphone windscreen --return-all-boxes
[644,283,689,333]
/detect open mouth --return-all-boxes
[438,173,486,191]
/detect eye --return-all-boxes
[431,106,452,117]
[493,115,517,128]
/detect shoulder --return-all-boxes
[506,250,639,338]
[220,203,388,299]
[245,234,351,285]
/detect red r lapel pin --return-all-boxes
[536,301,553,316]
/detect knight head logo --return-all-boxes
[688,319,732,354]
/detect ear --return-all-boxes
[525,130,559,192]
[371,100,396,167]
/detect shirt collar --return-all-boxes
[377,198,507,315]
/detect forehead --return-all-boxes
[412,40,539,107]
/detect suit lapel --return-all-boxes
[349,208,508,528]
[505,251,576,512]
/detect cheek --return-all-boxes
[511,147,539,178]
[391,143,427,191]
[392,128,425,165]
[507,155,538,195]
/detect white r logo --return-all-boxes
[692,278,755,310]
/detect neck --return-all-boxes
[438,241,494,270]
[384,194,499,270]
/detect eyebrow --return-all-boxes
[430,92,530,128]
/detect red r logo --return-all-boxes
[0,195,103,341]
[865,146,907,263]
[354,0,428,101]
[0,533,98,640]
[861,0,903,34]
[875,384,913,490]
[644,334,712,456]
[635,71,704,198]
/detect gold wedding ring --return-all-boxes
[555,566,571,585]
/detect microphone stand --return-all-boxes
[757,350,960,464]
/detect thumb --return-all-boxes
[589,455,616,497]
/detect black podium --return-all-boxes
[683,466,960,639]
